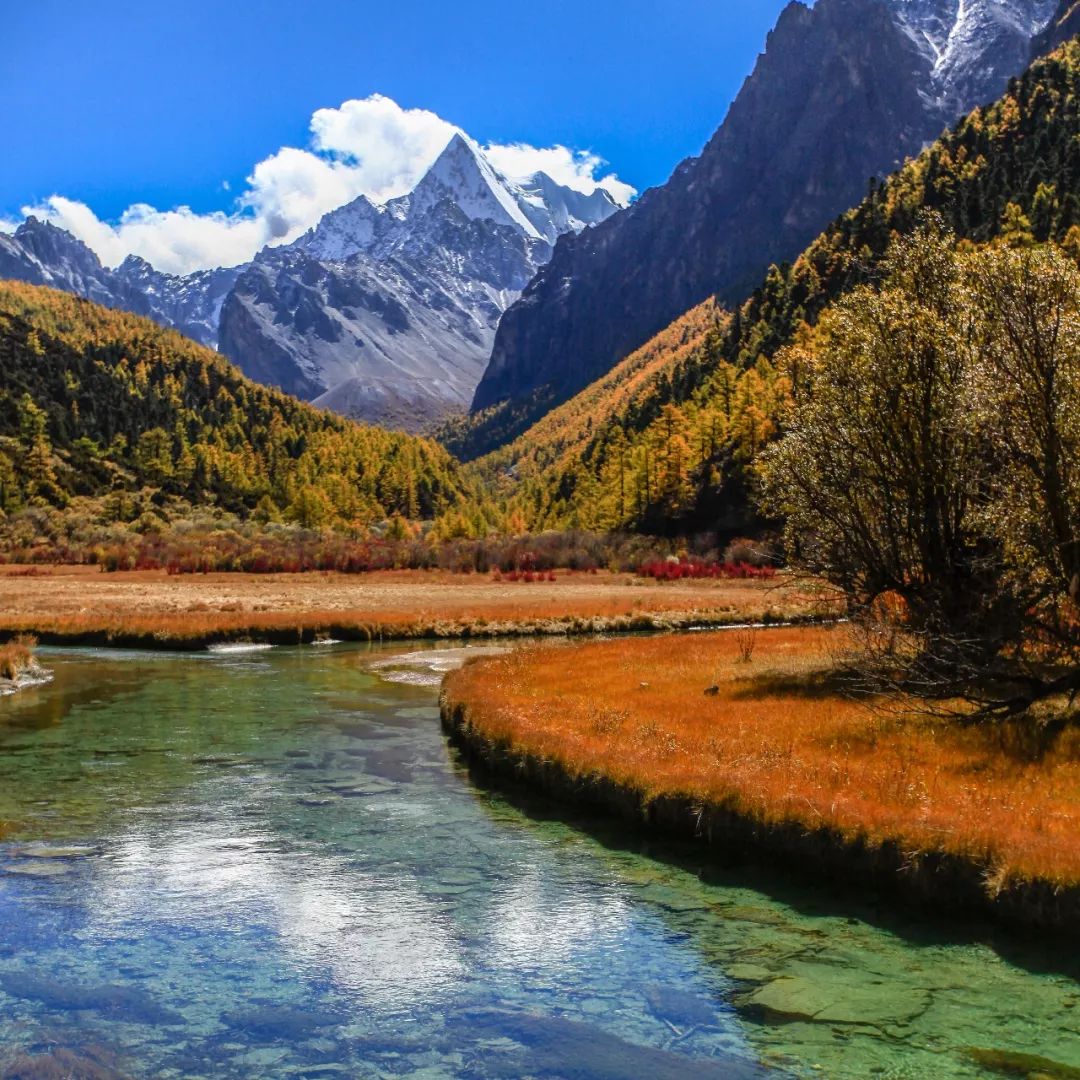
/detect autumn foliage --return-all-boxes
[459,40,1080,537]
[0,282,467,526]
[637,557,776,582]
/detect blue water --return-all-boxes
[0,643,1076,1079]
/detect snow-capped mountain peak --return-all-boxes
[216,131,623,430]
[294,194,384,262]
[407,133,545,240]
[294,133,621,265]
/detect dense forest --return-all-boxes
[0,283,467,529]
[466,300,789,535]
[479,39,1080,535]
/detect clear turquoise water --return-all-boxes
[0,643,1076,1080]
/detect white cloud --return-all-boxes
[0,218,17,235]
[23,196,269,276]
[310,95,459,201]
[483,142,636,206]
[19,95,634,275]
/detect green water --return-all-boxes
[0,643,1076,1079]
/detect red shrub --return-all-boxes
[637,556,777,582]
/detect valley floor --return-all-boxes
[442,626,1080,937]
[0,567,819,649]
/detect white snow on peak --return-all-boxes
[294,194,384,262]
[294,133,621,262]
[408,133,545,240]
[516,172,619,243]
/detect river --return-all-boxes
[0,643,1076,1078]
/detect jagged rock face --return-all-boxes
[892,0,1057,113]
[219,135,614,431]
[113,257,241,349]
[469,0,1060,454]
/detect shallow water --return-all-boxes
[0,643,1075,1079]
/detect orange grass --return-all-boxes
[0,636,35,680]
[444,627,1080,888]
[0,568,822,644]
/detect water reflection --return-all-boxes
[485,869,632,970]
[88,817,466,1007]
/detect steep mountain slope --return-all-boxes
[0,282,465,522]
[1034,0,1080,54]
[462,0,1059,458]
[484,36,1080,534]
[465,300,724,489]
[218,135,618,432]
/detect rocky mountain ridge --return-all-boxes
[218,135,618,430]
[463,0,1066,457]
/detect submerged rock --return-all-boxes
[456,1008,772,1079]
[11,845,100,859]
[726,964,774,984]
[0,1045,132,1080]
[643,983,721,1029]
[0,971,183,1026]
[742,969,930,1027]
[968,1047,1080,1079]
[3,861,74,878]
[223,1005,342,1040]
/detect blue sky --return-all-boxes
[1,0,791,271]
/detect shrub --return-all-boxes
[637,557,776,582]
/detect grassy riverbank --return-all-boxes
[0,566,821,649]
[442,627,1080,934]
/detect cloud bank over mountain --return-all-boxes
[15,95,634,275]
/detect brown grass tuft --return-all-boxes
[0,635,36,680]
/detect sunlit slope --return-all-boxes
[0,281,468,524]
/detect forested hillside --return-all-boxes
[488,38,1080,535]
[0,282,466,526]
[467,300,789,534]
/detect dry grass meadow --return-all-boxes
[444,626,1080,889]
[0,565,821,645]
